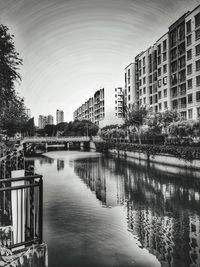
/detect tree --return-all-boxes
[44,124,56,136]
[63,120,99,136]
[0,24,28,134]
[160,109,180,134]
[124,103,149,144]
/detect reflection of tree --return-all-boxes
[57,160,64,171]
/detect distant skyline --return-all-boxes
[0,0,199,123]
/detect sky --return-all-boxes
[0,0,199,124]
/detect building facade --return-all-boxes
[126,4,200,120]
[56,109,64,124]
[47,115,54,125]
[73,86,124,128]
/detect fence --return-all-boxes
[0,174,43,250]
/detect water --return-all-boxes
[29,151,200,267]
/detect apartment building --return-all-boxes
[124,63,136,108]
[126,4,200,120]
[47,115,54,125]
[73,86,124,128]
[56,109,64,124]
[38,115,47,129]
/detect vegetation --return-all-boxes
[95,141,200,161]
[0,24,29,136]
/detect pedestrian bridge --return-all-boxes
[22,136,91,144]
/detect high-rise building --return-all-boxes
[38,115,47,129]
[56,110,64,124]
[126,4,200,120]
[124,63,136,108]
[24,108,31,119]
[73,86,124,128]
[47,115,54,125]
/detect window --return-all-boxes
[115,94,117,98]
[158,79,161,87]
[158,91,161,99]
[149,75,152,83]
[158,67,161,76]
[187,35,192,46]
[187,64,192,75]
[143,67,146,74]
[139,89,142,96]
[196,59,200,71]
[115,100,117,104]
[180,111,187,120]
[163,40,167,51]
[139,79,142,86]
[186,20,191,34]
[143,56,145,66]
[143,97,146,104]
[196,28,200,40]
[139,60,141,68]
[150,96,153,105]
[164,89,167,97]
[195,12,200,28]
[196,44,200,56]
[196,91,200,102]
[158,44,161,55]
[139,69,142,77]
[149,86,152,94]
[143,87,146,94]
[159,103,162,110]
[188,79,192,89]
[187,49,192,60]
[164,101,168,109]
[197,107,200,118]
[115,107,117,110]
[188,109,193,119]
[128,86,130,92]
[163,77,167,85]
[163,64,167,73]
[143,77,146,84]
[128,95,130,101]
[188,93,193,104]
[163,52,167,61]
[158,56,161,65]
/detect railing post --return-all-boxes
[39,177,43,244]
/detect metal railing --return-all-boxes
[22,136,91,143]
[0,174,43,250]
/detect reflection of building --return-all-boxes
[56,109,64,124]
[57,160,64,171]
[73,86,124,128]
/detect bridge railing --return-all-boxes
[22,136,91,143]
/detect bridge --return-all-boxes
[22,136,91,144]
[21,136,101,154]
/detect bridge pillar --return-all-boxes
[45,143,48,153]
[89,141,96,150]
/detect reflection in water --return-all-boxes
[57,160,65,171]
[74,156,200,267]
[39,156,54,165]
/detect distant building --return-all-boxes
[73,86,124,128]
[38,115,47,129]
[24,108,31,119]
[47,115,54,125]
[56,110,64,124]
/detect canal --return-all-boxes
[28,150,200,267]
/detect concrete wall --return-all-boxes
[109,149,200,178]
